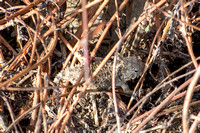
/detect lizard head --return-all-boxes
[118,56,144,81]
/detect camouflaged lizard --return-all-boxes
[54,56,144,93]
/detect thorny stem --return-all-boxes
[182,66,200,133]
[0,7,58,89]
[180,0,198,69]
[0,0,44,25]
[112,0,123,132]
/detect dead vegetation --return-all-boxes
[0,0,200,132]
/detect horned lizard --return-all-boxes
[54,56,144,93]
